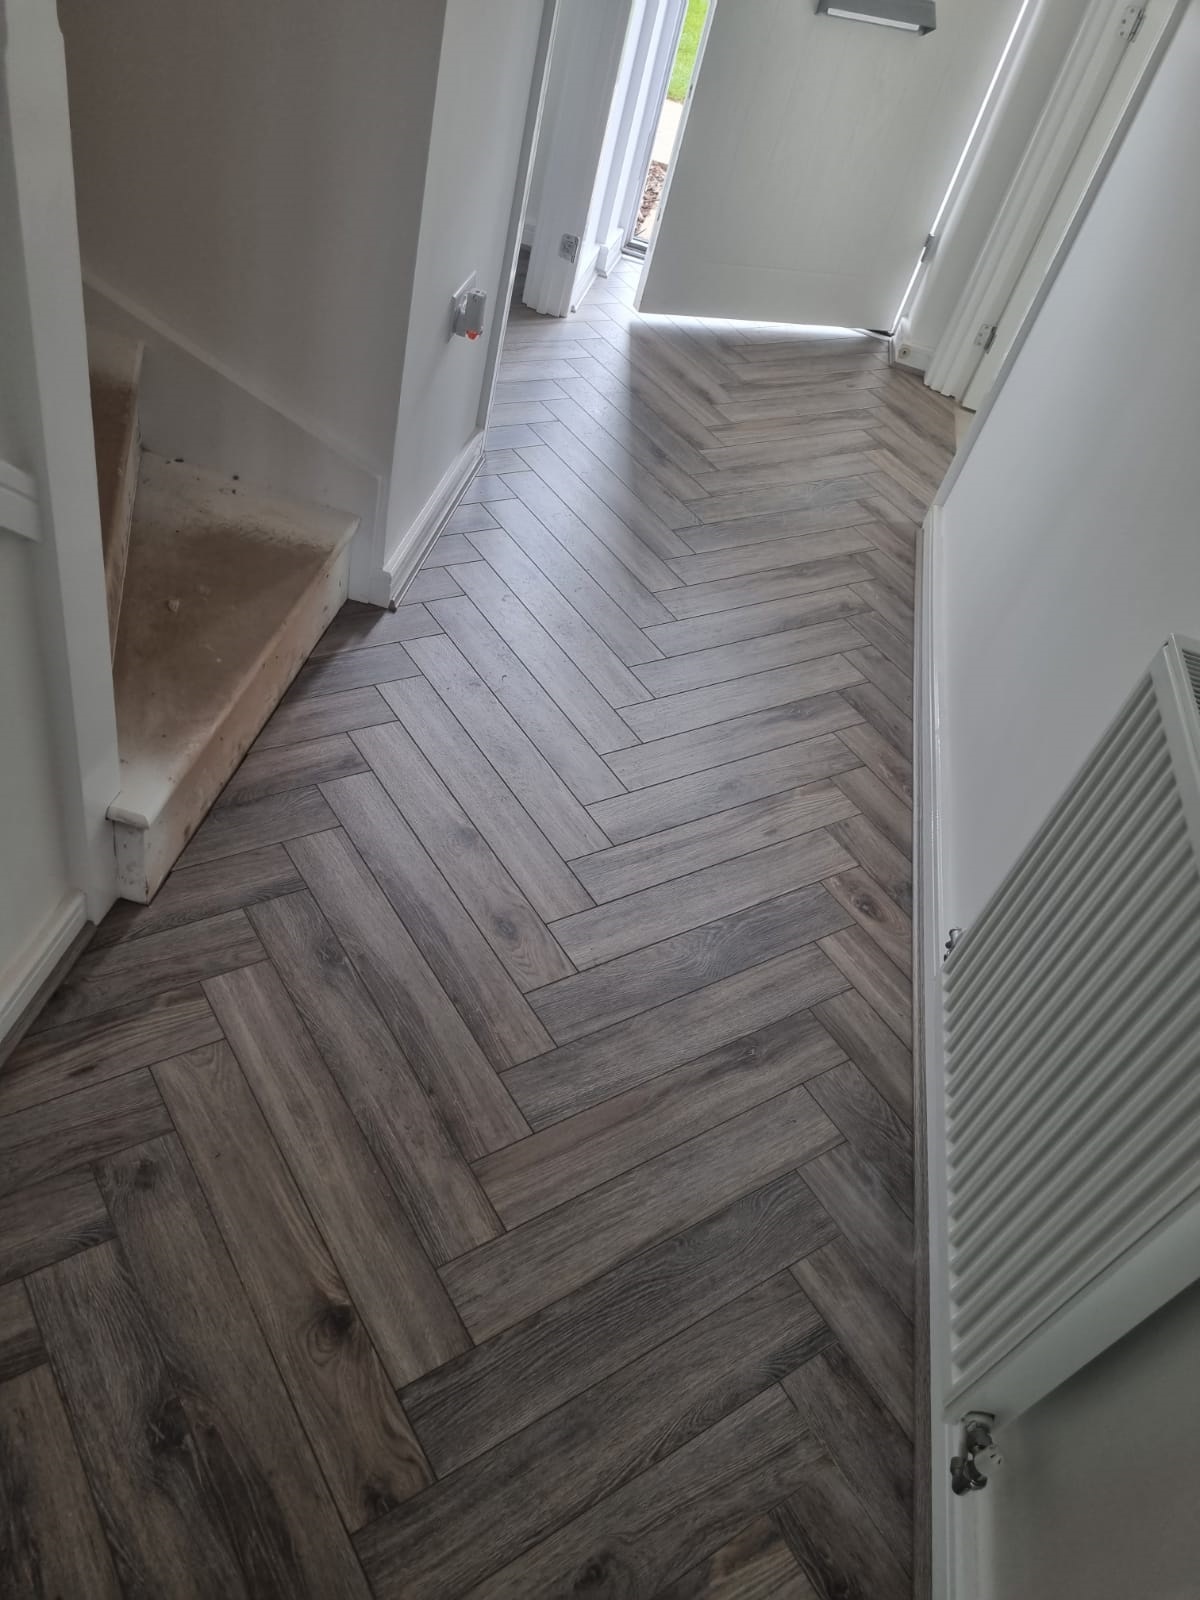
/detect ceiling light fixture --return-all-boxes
[816,0,936,34]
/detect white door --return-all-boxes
[639,0,1025,330]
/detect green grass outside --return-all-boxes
[667,0,709,102]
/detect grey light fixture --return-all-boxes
[816,0,936,33]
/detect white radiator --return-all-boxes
[939,634,1200,1423]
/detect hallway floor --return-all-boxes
[1,259,953,1598]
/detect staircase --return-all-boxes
[88,329,357,902]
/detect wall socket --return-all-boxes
[559,233,580,264]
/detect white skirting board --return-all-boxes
[0,889,87,1055]
[384,429,484,607]
[80,275,385,599]
[916,504,989,1600]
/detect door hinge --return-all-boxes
[1118,4,1146,42]
[950,1413,1003,1495]
[920,231,939,264]
[974,322,997,354]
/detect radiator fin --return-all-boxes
[942,640,1200,1404]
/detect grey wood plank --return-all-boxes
[404,1171,837,1475]
[565,354,717,479]
[425,531,483,565]
[311,600,442,657]
[353,720,575,990]
[669,525,875,583]
[248,890,504,1260]
[833,764,912,855]
[402,566,465,600]
[546,382,710,511]
[485,497,664,665]
[426,593,625,801]
[0,1361,122,1594]
[840,718,912,803]
[655,1515,817,1600]
[205,962,469,1383]
[813,989,913,1126]
[551,828,855,970]
[177,787,336,868]
[356,1276,830,1600]
[771,1450,910,1600]
[34,911,264,1029]
[496,357,579,384]
[634,618,866,697]
[802,1143,914,1319]
[828,812,912,918]
[402,635,612,858]
[383,675,593,920]
[218,734,369,806]
[791,1239,914,1437]
[252,684,395,750]
[0,1169,113,1285]
[660,558,874,622]
[530,885,849,1044]
[0,1281,44,1381]
[575,784,859,905]
[576,337,727,449]
[494,377,568,402]
[690,437,876,494]
[506,943,850,1128]
[505,460,681,612]
[853,577,913,643]
[645,587,866,655]
[620,657,864,743]
[285,640,418,702]
[845,643,913,716]
[851,606,914,674]
[76,1141,369,1598]
[477,1011,845,1223]
[490,399,553,426]
[319,773,555,1064]
[808,1062,913,1219]
[486,448,538,473]
[287,827,529,1155]
[0,1071,171,1198]
[91,844,304,945]
[449,559,638,756]
[460,474,515,504]
[1,985,221,1117]
[523,421,697,548]
[157,1042,433,1530]
[819,926,912,1046]
[826,865,913,976]
[441,1086,841,1341]
[606,694,862,792]
[593,735,860,845]
[462,522,654,706]
[461,1389,824,1600]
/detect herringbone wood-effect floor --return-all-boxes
[0,259,953,1598]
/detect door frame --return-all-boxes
[929,0,1188,405]
[615,0,689,255]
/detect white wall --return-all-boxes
[384,0,546,570]
[903,0,1092,365]
[938,0,1200,928]
[58,0,444,475]
[935,5,1200,1590]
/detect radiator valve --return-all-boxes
[950,1413,1002,1495]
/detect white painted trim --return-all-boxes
[933,0,1186,503]
[0,889,86,1051]
[890,329,935,373]
[4,0,120,925]
[917,503,985,1600]
[384,429,483,606]
[0,459,40,540]
[611,0,688,253]
[932,0,1188,403]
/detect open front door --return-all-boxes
[638,0,1024,330]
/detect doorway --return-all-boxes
[629,0,709,252]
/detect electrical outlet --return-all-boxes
[559,233,580,264]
